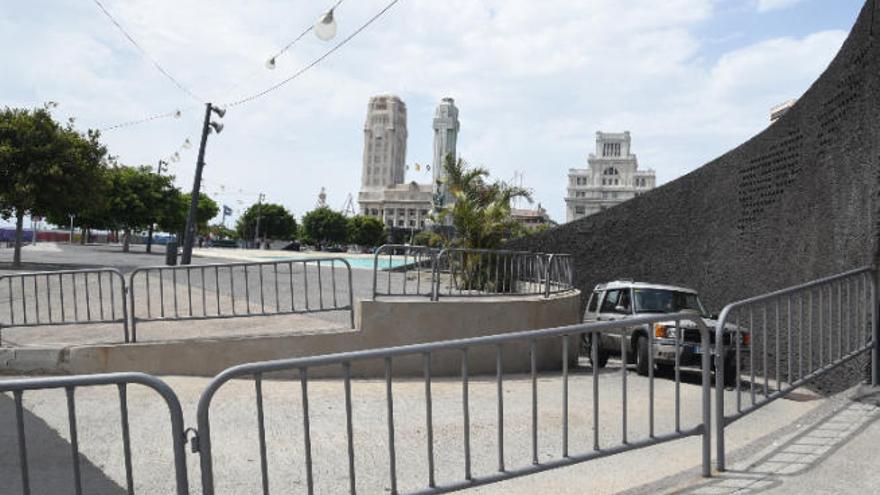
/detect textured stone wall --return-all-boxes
[508,1,880,391]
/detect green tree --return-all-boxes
[0,104,109,266]
[235,203,297,243]
[105,165,178,252]
[434,154,532,250]
[301,207,348,248]
[347,215,386,248]
[157,191,219,240]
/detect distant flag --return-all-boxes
[223,205,233,216]
[426,164,431,172]
[414,163,421,172]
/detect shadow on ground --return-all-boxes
[0,394,125,494]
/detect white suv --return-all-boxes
[582,280,749,385]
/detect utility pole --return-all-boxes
[253,192,265,249]
[147,160,168,254]
[68,214,75,244]
[181,103,225,265]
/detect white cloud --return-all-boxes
[0,0,855,224]
[756,0,805,13]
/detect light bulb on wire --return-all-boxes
[315,9,337,41]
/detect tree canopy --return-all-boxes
[347,215,386,247]
[301,207,348,247]
[235,202,297,241]
[0,105,109,265]
[434,154,532,250]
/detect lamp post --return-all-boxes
[181,103,225,265]
[254,192,265,249]
[146,159,169,254]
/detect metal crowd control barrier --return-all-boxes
[0,372,189,495]
[193,313,712,495]
[372,244,440,299]
[372,245,576,301]
[714,266,876,471]
[129,258,355,341]
[0,268,129,344]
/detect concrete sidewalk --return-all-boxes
[642,384,880,494]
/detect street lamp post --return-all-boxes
[254,192,265,249]
[146,159,168,254]
[181,103,225,265]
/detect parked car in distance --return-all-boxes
[581,280,749,385]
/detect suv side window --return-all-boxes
[599,289,621,313]
[587,291,599,313]
[616,289,632,314]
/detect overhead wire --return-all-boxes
[92,0,205,104]
[222,0,402,108]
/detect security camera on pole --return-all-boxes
[181,103,225,265]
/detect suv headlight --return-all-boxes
[655,324,677,339]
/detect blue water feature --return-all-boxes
[268,255,407,270]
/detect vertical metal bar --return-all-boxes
[343,363,357,495]
[402,249,408,295]
[118,384,134,495]
[648,324,654,439]
[750,309,756,405]
[846,279,852,356]
[735,313,741,412]
[58,273,65,322]
[828,285,833,365]
[496,345,505,472]
[186,269,193,317]
[809,289,814,372]
[762,305,768,397]
[531,340,538,464]
[331,261,338,308]
[317,260,324,310]
[701,321,712,479]
[215,266,221,316]
[108,274,115,322]
[303,262,310,311]
[33,275,40,324]
[424,353,436,486]
[244,265,251,314]
[69,274,76,322]
[387,250,392,295]
[145,271,152,319]
[462,348,471,480]
[47,274,53,323]
[201,267,207,317]
[85,273,93,321]
[14,390,30,495]
[66,387,83,495]
[838,281,843,360]
[819,287,824,367]
[788,297,794,385]
[172,269,179,318]
[775,300,780,392]
[258,265,265,314]
[563,335,570,455]
[8,277,15,325]
[254,374,269,495]
[592,331,600,451]
[159,270,165,318]
[289,262,296,312]
[675,319,682,430]
[230,266,237,316]
[273,264,280,312]
[621,329,628,444]
[301,368,314,495]
[385,357,397,494]
[798,294,803,380]
[871,272,878,386]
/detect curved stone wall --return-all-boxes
[510,1,879,313]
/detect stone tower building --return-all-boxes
[431,97,460,205]
[361,95,408,190]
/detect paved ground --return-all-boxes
[0,360,831,495]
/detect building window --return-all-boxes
[603,167,619,176]
[409,220,415,227]
[602,142,621,157]
[420,209,428,216]
[575,206,585,215]
[397,220,404,226]
[420,221,425,228]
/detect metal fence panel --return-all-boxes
[194,312,713,495]
[0,269,129,344]
[714,266,876,471]
[129,258,355,341]
[371,245,440,300]
[0,372,189,495]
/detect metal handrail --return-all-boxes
[195,312,713,494]
[714,266,876,471]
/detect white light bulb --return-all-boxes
[315,9,337,41]
[265,57,276,70]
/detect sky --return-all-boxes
[0,0,868,227]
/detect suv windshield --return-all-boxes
[633,289,708,317]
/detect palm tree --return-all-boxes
[432,154,533,292]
